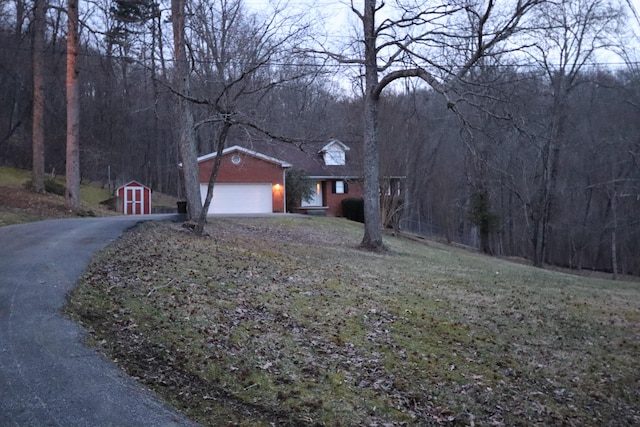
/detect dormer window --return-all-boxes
[320,140,349,166]
[324,146,345,165]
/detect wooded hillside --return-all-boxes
[1,0,638,274]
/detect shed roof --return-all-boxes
[116,180,150,191]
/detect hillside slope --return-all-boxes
[0,167,177,226]
[67,217,640,426]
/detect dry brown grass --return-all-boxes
[0,167,115,225]
[0,185,117,225]
[0,166,178,225]
[67,217,640,426]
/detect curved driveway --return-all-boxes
[0,216,198,426]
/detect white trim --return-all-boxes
[319,140,348,166]
[282,168,287,212]
[308,175,360,179]
[318,139,350,153]
[116,180,150,192]
[197,145,292,168]
[124,186,144,215]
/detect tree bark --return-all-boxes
[531,92,565,267]
[351,0,543,251]
[610,191,618,280]
[360,0,384,251]
[65,0,80,211]
[31,0,46,193]
[195,122,231,236]
[172,0,202,220]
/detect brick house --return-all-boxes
[196,139,364,216]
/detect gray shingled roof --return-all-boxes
[230,139,363,179]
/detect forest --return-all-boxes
[1,0,639,275]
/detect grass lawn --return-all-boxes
[0,166,177,225]
[66,217,640,426]
[0,166,114,225]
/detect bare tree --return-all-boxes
[521,0,622,266]
[66,0,80,211]
[31,0,46,192]
[316,0,545,250]
[171,0,201,220]
[180,0,315,235]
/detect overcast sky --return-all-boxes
[245,0,640,68]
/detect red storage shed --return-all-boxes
[117,181,152,215]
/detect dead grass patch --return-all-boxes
[67,217,640,426]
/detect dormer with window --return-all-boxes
[319,140,349,166]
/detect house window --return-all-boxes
[384,179,401,196]
[332,180,348,194]
[323,146,345,165]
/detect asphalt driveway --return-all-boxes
[0,216,199,426]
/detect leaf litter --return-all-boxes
[66,217,640,426]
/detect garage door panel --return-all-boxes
[201,183,272,214]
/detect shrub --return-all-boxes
[285,168,315,212]
[342,197,364,223]
[467,189,499,254]
[45,178,66,196]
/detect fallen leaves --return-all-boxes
[66,218,640,426]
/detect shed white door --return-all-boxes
[124,186,143,215]
[201,183,272,214]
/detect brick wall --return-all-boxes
[198,151,285,213]
[323,179,364,216]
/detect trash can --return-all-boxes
[177,201,187,214]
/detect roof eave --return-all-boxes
[197,145,292,168]
[318,139,350,154]
[307,175,362,180]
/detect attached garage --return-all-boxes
[201,183,273,214]
[197,145,290,215]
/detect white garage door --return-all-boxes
[201,183,272,214]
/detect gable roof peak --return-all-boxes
[319,139,350,153]
[197,145,292,168]
[117,180,149,190]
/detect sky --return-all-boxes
[244,0,640,67]
[243,0,640,95]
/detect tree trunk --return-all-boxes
[610,191,618,281]
[360,0,384,251]
[31,0,46,193]
[195,123,231,236]
[532,216,545,267]
[480,228,492,255]
[14,0,26,37]
[531,90,566,267]
[65,0,80,211]
[150,9,163,193]
[577,187,594,270]
[172,0,202,220]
